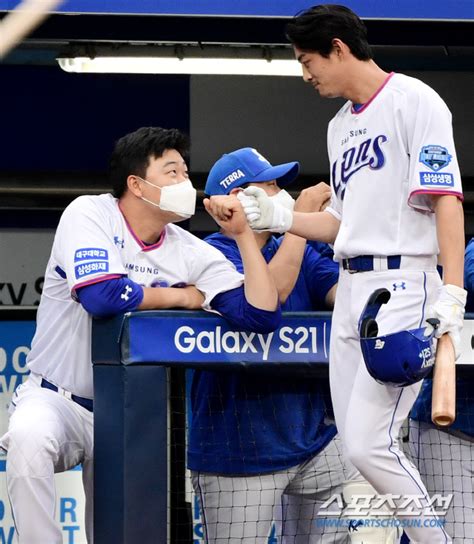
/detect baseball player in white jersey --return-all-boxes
[234,5,466,543]
[0,127,281,543]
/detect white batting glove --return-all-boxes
[430,284,467,360]
[238,186,293,233]
[236,191,261,223]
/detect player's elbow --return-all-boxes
[242,304,282,334]
[80,298,117,318]
[76,278,144,318]
[211,287,281,333]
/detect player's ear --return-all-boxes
[229,188,241,196]
[331,38,346,58]
[127,175,143,197]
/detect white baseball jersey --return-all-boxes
[325,72,463,260]
[27,193,244,398]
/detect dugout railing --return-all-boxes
[91,311,474,544]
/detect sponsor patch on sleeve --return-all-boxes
[75,261,109,279]
[74,248,109,262]
[419,145,452,171]
[419,172,454,187]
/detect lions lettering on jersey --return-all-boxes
[332,134,387,200]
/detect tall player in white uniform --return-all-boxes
[0,127,281,543]
[234,5,466,543]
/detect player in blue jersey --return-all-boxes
[188,147,346,543]
[0,128,281,544]
[408,238,474,542]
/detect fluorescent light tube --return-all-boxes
[57,56,302,76]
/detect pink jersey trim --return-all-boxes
[351,72,395,115]
[72,274,125,295]
[410,189,464,201]
[118,202,167,251]
[141,231,166,252]
[408,189,464,212]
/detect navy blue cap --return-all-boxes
[205,147,300,196]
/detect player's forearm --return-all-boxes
[234,231,279,311]
[268,234,307,303]
[434,195,465,287]
[139,286,202,310]
[289,210,340,244]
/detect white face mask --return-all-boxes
[269,189,295,212]
[139,178,197,219]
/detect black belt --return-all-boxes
[41,379,93,412]
[342,255,402,273]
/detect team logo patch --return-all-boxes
[74,248,108,262]
[419,172,454,187]
[114,236,125,248]
[374,339,385,350]
[121,285,133,301]
[393,282,406,291]
[75,261,109,279]
[419,145,452,171]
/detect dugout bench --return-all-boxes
[91,311,474,544]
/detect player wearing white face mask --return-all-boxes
[0,129,281,544]
[189,147,346,544]
[136,176,197,218]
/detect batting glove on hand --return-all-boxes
[430,284,467,360]
[238,186,293,233]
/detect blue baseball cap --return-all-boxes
[205,147,300,196]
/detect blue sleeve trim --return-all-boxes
[210,286,281,334]
[55,265,67,279]
[77,277,144,318]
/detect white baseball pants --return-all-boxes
[330,265,451,543]
[0,373,93,544]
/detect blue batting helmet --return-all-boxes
[358,288,439,387]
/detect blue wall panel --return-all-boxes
[2,0,473,20]
[0,66,190,172]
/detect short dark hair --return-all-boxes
[109,126,190,198]
[286,4,373,60]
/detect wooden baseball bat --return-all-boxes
[0,0,63,59]
[431,333,456,426]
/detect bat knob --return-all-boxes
[426,318,440,329]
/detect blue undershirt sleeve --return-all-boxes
[303,246,339,309]
[210,286,281,334]
[464,239,474,293]
[77,277,144,318]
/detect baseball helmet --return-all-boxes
[358,288,439,387]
